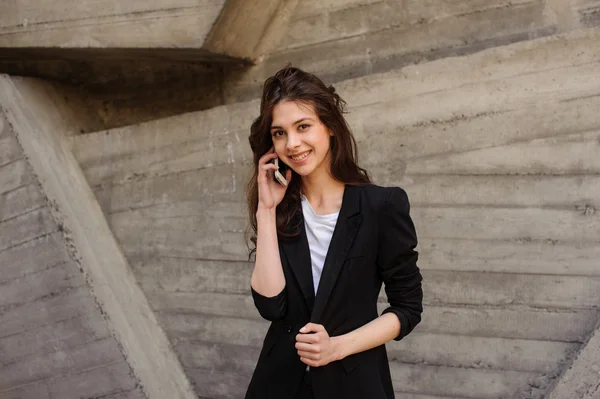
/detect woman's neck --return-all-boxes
[301,173,345,215]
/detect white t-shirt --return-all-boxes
[301,194,339,296]
[301,194,339,372]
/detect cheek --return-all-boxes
[316,134,332,154]
[273,140,286,153]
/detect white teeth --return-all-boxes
[291,151,310,161]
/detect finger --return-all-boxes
[258,156,277,169]
[257,165,278,182]
[300,323,326,334]
[295,342,319,353]
[258,151,279,165]
[295,333,319,344]
[297,351,320,360]
[259,163,279,171]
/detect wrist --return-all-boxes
[256,207,276,220]
[331,335,348,361]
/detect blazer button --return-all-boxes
[286,325,292,333]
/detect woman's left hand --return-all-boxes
[295,323,341,367]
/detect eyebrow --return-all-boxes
[270,118,314,130]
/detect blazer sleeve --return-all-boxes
[250,285,287,321]
[377,186,423,341]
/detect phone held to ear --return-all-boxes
[273,158,288,187]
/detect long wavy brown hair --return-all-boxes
[245,66,371,257]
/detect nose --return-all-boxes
[286,132,301,151]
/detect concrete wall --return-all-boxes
[3,0,600,397]
[70,27,600,398]
[6,0,600,133]
[0,0,225,48]
[0,0,300,133]
[0,0,234,133]
[0,112,144,398]
[0,75,198,399]
[223,0,600,102]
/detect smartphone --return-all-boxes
[273,157,288,187]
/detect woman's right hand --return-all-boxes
[257,147,292,211]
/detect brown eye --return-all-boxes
[299,124,310,130]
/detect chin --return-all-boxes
[290,165,315,177]
[292,169,310,177]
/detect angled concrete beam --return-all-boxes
[547,321,600,399]
[204,0,299,61]
[0,75,197,399]
[0,1,246,108]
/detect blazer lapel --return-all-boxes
[311,184,363,323]
[281,217,315,313]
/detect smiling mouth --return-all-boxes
[290,150,311,161]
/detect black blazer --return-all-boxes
[245,184,423,399]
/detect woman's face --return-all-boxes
[270,100,333,178]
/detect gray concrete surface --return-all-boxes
[548,322,600,399]
[204,0,300,61]
[67,26,600,398]
[221,0,600,103]
[0,0,225,48]
[0,76,195,399]
[5,0,600,133]
[0,111,143,398]
[3,1,600,397]
[0,51,240,133]
[0,0,298,132]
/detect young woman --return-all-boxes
[244,67,423,399]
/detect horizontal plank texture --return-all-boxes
[0,0,225,48]
[222,0,600,102]
[70,26,600,399]
[0,101,141,398]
